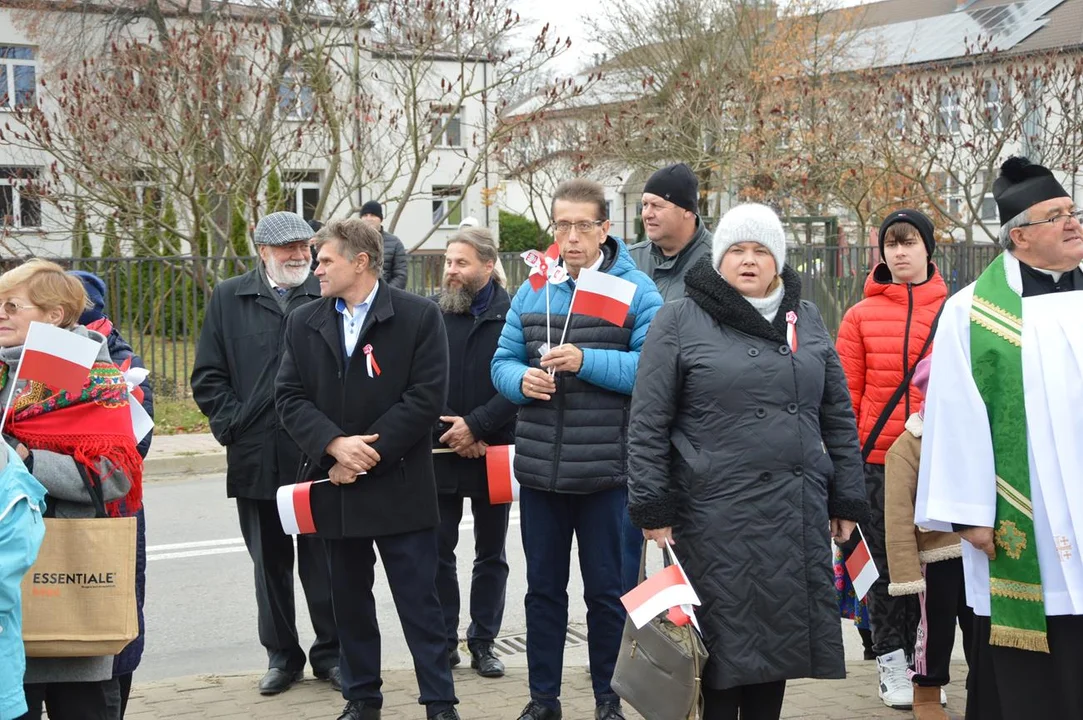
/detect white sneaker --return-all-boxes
[941,687,948,706]
[876,649,914,709]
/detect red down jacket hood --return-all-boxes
[835,262,947,464]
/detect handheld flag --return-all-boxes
[569,268,636,327]
[118,358,154,442]
[621,563,701,629]
[844,526,880,602]
[277,481,318,535]
[20,321,100,396]
[485,444,519,504]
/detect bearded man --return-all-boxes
[431,227,518,679]
[192,211,340,696]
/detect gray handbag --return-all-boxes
[611,540,708,720]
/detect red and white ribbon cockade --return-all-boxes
[362,344,381,378]
[276,481,318,535]
[621,560,702,630]
[785,310,798,353]
[485,444,519,504]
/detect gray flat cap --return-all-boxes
[255,211,315,246]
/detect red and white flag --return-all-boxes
[570,268,636,327]
[118,358,154,442]
[485,444,519,504]
[621,562,701,630]
[21,321,100,396]
[845,527,880,602]
[277,481,319,535]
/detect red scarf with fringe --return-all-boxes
[0,360,143,517]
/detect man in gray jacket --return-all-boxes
[359,200,409,289]
[627,163,712,302]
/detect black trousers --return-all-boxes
[912,558,973,687]
[103,673,133,719]
[435,492,510,651]
[966,614,1083,720]
[863,463,920,656]
[18,680,112,720]
[325,528,458,716]
[235,497,339,673]
[702,680,787,720]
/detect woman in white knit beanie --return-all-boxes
[627,202,868,720]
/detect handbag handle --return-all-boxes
[636,539,676,586]
[76,462,109,519]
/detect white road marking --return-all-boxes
[147,513,521,561]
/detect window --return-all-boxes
[0,46,36,111]
[889,92,908,138]
[432,185,463,226]
[937,87,960,135]
[605,200,613,221]
[1022,78,1044,161]
[983,80,1005,131]
[278,65,315,120]
[0,167,42,228]
[283,171,321,220]
[976,169,998,222]
[430,107,462,147]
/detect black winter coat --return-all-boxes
[627,219,713,302]
[628,257,868,691]
[191,268,321,499]
[275,282,448,538]
[382,230,409,289]
[430,284,518,497]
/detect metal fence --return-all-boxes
[34,243,1000,398]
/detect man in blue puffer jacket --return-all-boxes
[0,445,46,720]
[70,271,153,719]
[491,179,662,720]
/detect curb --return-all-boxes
[144,452,227,479]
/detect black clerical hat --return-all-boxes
[993,156,1070,222]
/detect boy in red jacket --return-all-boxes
[836,209,947,709]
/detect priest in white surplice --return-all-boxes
[916,156,1083,719]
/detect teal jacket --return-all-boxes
[0,446,46,720]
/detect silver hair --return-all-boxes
[998,209,1028,250]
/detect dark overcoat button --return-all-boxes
[793,465,804,476]
[755,408,767,419]
[758,472,772,481]
[748,348,760,357]
[779,345,791,355]
[787,403,799,414]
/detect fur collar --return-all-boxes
[905,412,924,438]
[684,255,803,342]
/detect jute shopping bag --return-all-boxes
[20,476,138,659]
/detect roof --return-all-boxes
[0,0,365,27]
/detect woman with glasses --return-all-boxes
[628,204,868,720]
[0,260,142,720]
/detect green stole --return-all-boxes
[969,253,1048,653]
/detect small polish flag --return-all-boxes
[570,268,636,327]
[277,481,318,535]
[485,444,519,504]
[20,321,100,396]
[844,527,880,602]
[621,563,701,630]
[118,358,154,442]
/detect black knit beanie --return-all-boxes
[643,163,699,214]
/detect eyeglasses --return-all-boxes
[0,300,37,315]
[1018,210,1083,229]
[553,220,604,236]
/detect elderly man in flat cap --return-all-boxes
[916,157,1083,718]
[192,211,340,696]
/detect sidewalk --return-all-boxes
[144,433,225,478]
[126,661,968,719]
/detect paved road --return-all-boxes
[140,473,960,683]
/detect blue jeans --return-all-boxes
[621,510,642,594]
[520,485,626,710]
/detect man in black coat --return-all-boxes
[275,218,460,720]
[191,211,338,696]
[359,200,409,289]
[431,228,518,680]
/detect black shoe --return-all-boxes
[448,647,462,668]
[595,702,625,720]
[258,667,303,695]
[315,666,342,692]
[469,643,505,678]
[517,700,562,720]
[337,700,381,720]
[431,710,461,720]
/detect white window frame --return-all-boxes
[0,167,42,229]
[278,65,315,121]
[937,87,961,136]
[976,169,998,222]
[0,45,37,111]
[283,171,321,220]
[889,92,908,138]
[983,79,1005,132]
[432,185,463,227]
[430,108,462,148]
